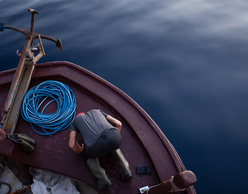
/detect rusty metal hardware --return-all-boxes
[141,170,197,194]
[0,8,63,135]
[1,12,63,51]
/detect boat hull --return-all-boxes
[0,61,195,194]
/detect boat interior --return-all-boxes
[0,61,192,194]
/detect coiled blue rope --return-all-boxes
[21,80,76,137]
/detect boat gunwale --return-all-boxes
[0,61,195,193]
[36,61,186,175]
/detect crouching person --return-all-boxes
[69,109,132,190]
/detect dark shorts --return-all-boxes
[82,128,122,161]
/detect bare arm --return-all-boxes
[69,131,84,155]
[106,115,122,132]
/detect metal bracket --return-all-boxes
[0,8,63,134]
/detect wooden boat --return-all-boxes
[0,9,196,194]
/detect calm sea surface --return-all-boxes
[1,0,248,193]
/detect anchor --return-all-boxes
[0,9,63,138]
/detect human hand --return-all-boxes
[76,141,84,153]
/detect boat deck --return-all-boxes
[0,61,194,194]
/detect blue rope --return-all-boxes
[21,80,76,137]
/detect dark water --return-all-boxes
[1,0,248,193]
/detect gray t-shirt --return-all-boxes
[70,109,117,148]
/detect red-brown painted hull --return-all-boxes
[0,61,196,194]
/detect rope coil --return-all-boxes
[21,80,76,137]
